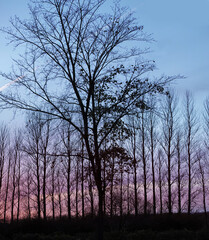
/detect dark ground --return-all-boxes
[0,213,209,239]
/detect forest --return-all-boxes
[0,92,208,222]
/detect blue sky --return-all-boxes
[0,0,208,122]
[126,0,209,104]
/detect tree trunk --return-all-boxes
[187,139,191,215]
[43,157,47,220]
[51,160,55,220]
[199,158,208,226]
[88,162,94,217]
[120,166,123,217]
[57,171,62,219]
[133,127,138,216]
[150,127,156,215]
[141,111,147,215]
[127,171,130,215]
[110,155,114,218]
[11,160,16,223]
[158,151,163,215]
[168,142,172,214]
[81,140,85,218]
[36,150,41,220]
[184,92,197,215]
[177,134,181,214]
[97,182,104,240]
[67,152,71,220]
[27,168,31,220]
[75,159,79,218]
[103,155,106,216]
[0,149,5,197]
[16,154,21,222]
[4,154,11,223]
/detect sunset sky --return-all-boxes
[0,0,208,122]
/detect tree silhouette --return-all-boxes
[183,92,199,215]
[0,0,175,238]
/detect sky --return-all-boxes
[124,0,209,106]
[0,0,208,123]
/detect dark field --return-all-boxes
[7,230,209,240]
[0,214,209,240]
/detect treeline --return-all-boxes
[0,91,208,222]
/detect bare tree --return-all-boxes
[139,108,148,215]
[126,165,131,215]
[203,97,209,152]
[196,149,208,225]
[58,121,76,220]
[0,1,175,238]
[100,143,117,218]
[160,93,177,214]
[24,113,45,219]
[50,156,56,220]
[87,160,95,217]
[3,148,11,223]
[10,150,17,223]
[117,145,130,217]
[183,92,198,215]
[16,131,23,222]
[75,157,80,218]
[202,96,209,222]
[175,129,184,214]
[80,138,85,218]
[40,119,51,220]
[147,97,158,215]
[128,116,139,216]
[157,148,164,214]
[10,131,22,222]
[25,162,33,220]
[0,125,9,196]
